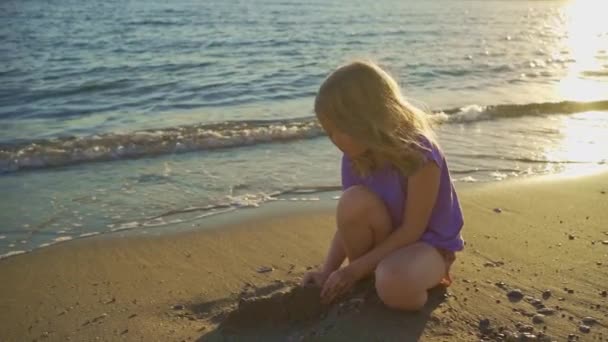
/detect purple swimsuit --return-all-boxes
[341,136,464,252]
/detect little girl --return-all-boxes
[301,61,464,311]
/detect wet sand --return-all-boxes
[0,171,607,341]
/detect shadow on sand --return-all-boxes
[195,279,447,342]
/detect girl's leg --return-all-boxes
[336,185,393,262]
[337,185,446,311]
[374,242,446,311]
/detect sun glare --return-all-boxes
[556,0,608,101]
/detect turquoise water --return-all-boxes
[1,0,608,258]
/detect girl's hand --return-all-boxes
[320,267,357,305]
[300,270,330,287]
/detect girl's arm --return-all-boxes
[347,161,441,280]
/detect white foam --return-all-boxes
[456,176,478,183]
[53,236,73,243]
[0,235,5,240]
[0,250,27,259]
[111,221,140,232]
[224,193,275,208]
[79,232,100,238]
[450,105,488,123]
[490,171,509,180]
[433,104,491,124]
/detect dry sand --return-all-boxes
[1,171,607,341]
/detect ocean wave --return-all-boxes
[581,69,608,77]
[434,99,608,123]
[1,100,607,173]
[0,118,324,172]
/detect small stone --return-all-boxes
[602,290,607,297]
[537,307,555,315]
[91,313,108,323]
[493,208,502,213]
[582,317,598,325]
[496,299,501,304]
[171,304,184,310]
[479,318,491,330]
[579,325,591,333]
[568,234,575,240]
[507,289,524,301]
[542,290,551,300]
[521,332,537,340]
[602,240,608,245]
[495,281,507,289]
[257,266,274,273]
[518,324,534,333]
[532,314,545,324]
[128,313,137,319]
[120,329,128,335]
[567,289,574,294]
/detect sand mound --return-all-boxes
[220,286,326,332]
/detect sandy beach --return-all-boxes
[1,171,607,341]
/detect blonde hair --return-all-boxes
[314,60,437,176]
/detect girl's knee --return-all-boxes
[374,260,427,311]
[337,186,380,223]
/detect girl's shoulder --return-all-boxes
[417,134,444,169]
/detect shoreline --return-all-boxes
[1,168,586,262]
[1,170,607,341]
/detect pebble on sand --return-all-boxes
[582,317,598,325]
[542,290,551,299]
[532,314,545,324]
[537,307,555,315]
[579,325,591,333]
[518,324,534,333]
[479,318,491,330]
[507,289,524,301]
[493,208,502,213]
[257,266,274,273]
